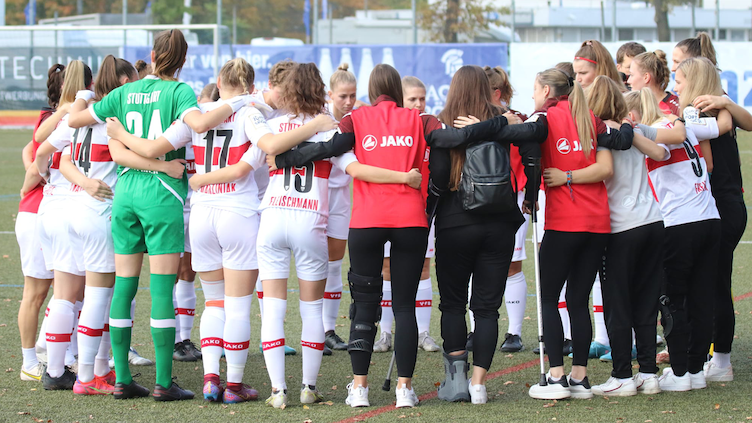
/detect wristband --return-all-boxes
[227,94,252,113]
[75,90,95,103]
[673,117,685,126]
[566,170,574,201]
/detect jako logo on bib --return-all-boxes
[362,135,378,151]
[556,138,572,154]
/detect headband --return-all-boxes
[575,56,598,65]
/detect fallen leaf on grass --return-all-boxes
[229,411,236,415]
[336,324,345,327]
[645,420,652,422]
[524,316,531,320]
[304,420,313,423]
[585,407,593,410]
[504,381,515,385]
[505,354,514,358]
[661,411,675,414]
[324,401,334,405]
[331,385,337,390]
[279,403,286,409]
[303,405,309,410]
[714,403,720,410]
[0,324,6,327]
[398,415,407,419]
[5,368,13,372]
[17,412,30,415]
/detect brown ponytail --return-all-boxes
[268,60,295,88]
[218,57,255,95]
[586,75,628,122]
[676,32,717,67]
[574,40,626,91]
[152,29,188,80]
[278,63,327,119]
[135,59,151,79]
[483,65,514,105]
[368,64,403,107]
[94,55,138,101]
[46,64,65,109]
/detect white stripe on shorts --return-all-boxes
[150,318,176,329]
[109,318,133,328]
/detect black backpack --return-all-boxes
[458,141,517,214]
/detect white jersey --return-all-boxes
[164,101,268,217]
[65,121,118,210]
[257,113,356,217]
[603,126,663,234]
[44,115,74,197]
[250,90,286,120]
[325,102,353,189]
[646,118,719,227]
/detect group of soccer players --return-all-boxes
[14,28,747,409]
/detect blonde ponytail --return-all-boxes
[60,60,93,104]
[570,81,595,157]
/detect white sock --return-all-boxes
[379,280,393,334]
[94,292,113,378]
[77,286,112,383]
[415,278,433,334]
[224,295,252,384]
[70,300,83,358]
[261,297,287,391]
[559,282,571,340]
[468,276,475,333]
[176,279,197,341]
[199,279,225,378]
[256,277,264,317]
[173,290,183,344]
[711,352,731,368]
[592,274,609,346]
[22,348,38,370]
[300,299,325,387]
[504,272,527,335]
[36,298,52,352]
[46,299,74,378]
[323,259,343,333]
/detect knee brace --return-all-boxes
[347,271,383,353]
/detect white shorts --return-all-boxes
[190,205,260,272]
[15,212,53,279]
[257,208,328,281]
[183,208,191,254]
[38,197,85,276]
[327,186,351,240]
[385,222,435,259]
[69,202,116,273]
[512,191,528,262]
[535,189,546,243]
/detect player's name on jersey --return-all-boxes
[267,195,319,211]
[127,91,162,105]
[199,183,237,194]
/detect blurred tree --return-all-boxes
[418,0,508,43]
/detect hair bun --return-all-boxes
[337,63,349,72]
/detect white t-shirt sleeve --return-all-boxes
[240,144,267,170]
[683,106,720,141]
[47,119,72,151]
[162,121,193,150]
[61,145,71,157]
[244,108,274,144]
[330,151,358,172]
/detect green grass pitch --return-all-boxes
[1,129,752,422]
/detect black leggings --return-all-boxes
[663,219,720,376]
[600,222,663,378]
[435,220,517,370]
[540,230,608,368]
[348,227,428,378]
[712,199,747,353]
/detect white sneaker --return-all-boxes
[567,375,593,399]
[633,373,661,394]
[265,389,287,409]
[300,384,324,404]
[689,371,706,390]
[68,360,78,374]
[373,332,392,353]
[418,332,440,352]
[529,373,571,400]
[395,384,419,408]
[35,346,47,365]
[658,368,691,392]
[656,335,664,346]
[703,361,733,382]
[592,377,637,396]
[468,381,487,404]
[20,363,44,381]
[128,347,154,366]
[345,382,370,407]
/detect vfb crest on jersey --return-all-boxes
[556,137,583,155]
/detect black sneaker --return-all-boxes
[323,345,333,356]
[154,380,195,402]
[465,332,474,352]
[562,339,573,355]
[42,367,76,390]
[173,341,198,362]
[500,333,524,353]
[114,379,150,399]
[325,330,348,350]
[182,339,202,360]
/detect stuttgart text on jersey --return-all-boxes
[127,91,162,105]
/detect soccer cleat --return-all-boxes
[395,384,419,408]
[100,370,116,386]
[128,347,154,366]
[568,376,593,399]
[658,368,691,392]
[258,341,297,355]
[529,373,570,400]
[345,382,369,407]
[468,381,488,404]
[223,384,259,404]
[689,371,706,390]
[325,330,348,351]
[599,347,635,362]
[500,333,524,353]
[300,384,324,404]
[182,339,202,359]
[114,379,150,399]
[373,332,392,353]
[153,380,195,401]
[323,345,333,356]
[203,380,224,402]
[656,348,670,365]
[633,373,661,394]
[703,361,733,382]
[534,339,573,355]
[656,334,664,346]
[20,363,44,381]
[265,389,287,409]
[591,377,637,397]
[73,376,116,395]
[418,332,440,352]
[465,332,474,352]
[588,341,610,359]
[173,341,199,362]
[42,368,76,390]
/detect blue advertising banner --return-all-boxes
[124,44,508,115]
